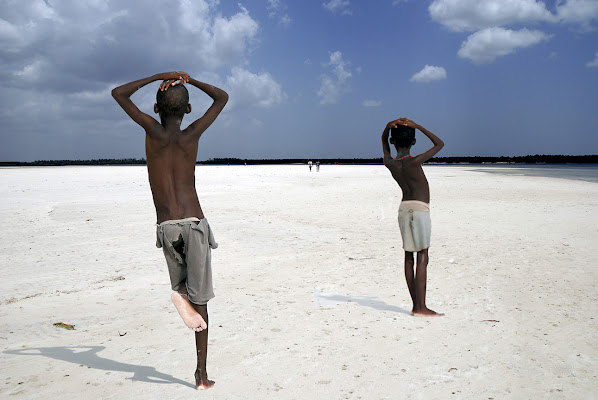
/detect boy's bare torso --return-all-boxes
[111,72,228,225]
[146,126,204,224]
[386,159,430,203]
[382,118,444,205]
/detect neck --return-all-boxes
[160,115,183,129]
[395,148,411,159]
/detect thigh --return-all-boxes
[158,224,188,291]
[411,211,431,249]
[181,221,214,305]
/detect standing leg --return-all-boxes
[192,304,215,389]
[412,248,443,317]
[403,251,416,312]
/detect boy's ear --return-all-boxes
[186,104,191,114]
[154,103,159,114]
[412,138,417,146]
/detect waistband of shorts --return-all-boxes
[157,217,202,226]
[399,200,430,212]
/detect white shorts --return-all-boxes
[398,201,431,252]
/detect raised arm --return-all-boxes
[381,120,397,166]
[111,72,190,130]
[183,78,228,139]
[398,118,444,163]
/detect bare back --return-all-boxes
[386,158,430,203]
[381,118,444,204]
[111,73,229,224]
[146,127,203,223]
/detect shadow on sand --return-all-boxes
[314,289,411,315]
[4,346,194,389]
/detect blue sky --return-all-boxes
[1,0,597,161]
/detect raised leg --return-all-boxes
[171,291,207,332]
[192,303,214,390]
[412,248,443,317]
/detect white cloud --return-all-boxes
[587,52,598,67]
[267,0,292,26]
[267,0,282,15]
[429,0,598,31]
[318,51,352,105]
[0,0,285,160]
[410,65,447,83]
[556,0,598,28]
[14,60,45,80]
[279,15,292,26]
[362,100,382,107]
[429,0,556,31]
[323,0,352,15]
[226,67,286,109]
[428,0,597,65]
[1,0,261,91]
[202,5,260,68]
[458,27,551,64]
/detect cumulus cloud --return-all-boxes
[587,52,598,67]
[0,0,287,160]
[226,67,286,109]
[0,0,259,93]
[429,0,555,31]
[458,27,551,64]
[323,0,352,15]
[428,0,597,65]
[429,0,598,31]
[410,65,448,82]
[556,0,598,29]
[362,100,382,107]
[318,51,352,105]
[267,0,292,26]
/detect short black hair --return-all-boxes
[156,85,189,116]
[390,125,415,147]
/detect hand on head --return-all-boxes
[387,117,417,129]
[159,71,191,91]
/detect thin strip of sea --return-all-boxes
[450,163,598,183]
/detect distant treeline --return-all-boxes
[1,154,597,166]
[0,158,147,166]
[201,155,598,165]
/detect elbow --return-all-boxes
[220,90,229,104]
[111,87,120,100]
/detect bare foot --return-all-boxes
[412,307,444,317]
[171,292,207,332]
[195,369,215,390]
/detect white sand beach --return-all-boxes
[1,164,597,399]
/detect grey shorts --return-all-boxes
[156,217,218,305]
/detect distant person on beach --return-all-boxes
[381,117,444,317]
[316,161,320,172]
[112,71,228,389]
[308,160,313,171]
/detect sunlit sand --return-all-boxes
[1,164,597,398]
